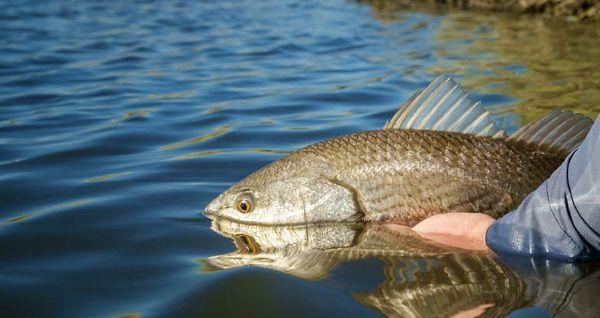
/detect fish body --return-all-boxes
[284,128,564,224]
[204,75,592,225]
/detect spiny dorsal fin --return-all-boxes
[384,75,505,138]
[507,110,593,155]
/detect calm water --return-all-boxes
[1,1,599,317]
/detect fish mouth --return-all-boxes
[232,234,261,254]
[206,212,364,227]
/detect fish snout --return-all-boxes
[202,199,222,219]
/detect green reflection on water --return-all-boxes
[159,125,231,151]
[2,199,92,225]
[173,148,289,161]
[432,12,600,123]
[149,89,196,100]
[2,213,36,224]
[84,171,131,183]
[362,1,600,125]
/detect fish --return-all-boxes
[203,75,593,225]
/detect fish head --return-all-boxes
[203,153,360,225]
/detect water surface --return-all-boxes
[1,0,599,317]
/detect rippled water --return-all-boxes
[1,1,599,317]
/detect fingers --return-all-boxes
[413,213,495,251]
[385,213,496,251]
[414,230,490,251]
[413,213,495,236]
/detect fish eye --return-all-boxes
[235,193,254,213]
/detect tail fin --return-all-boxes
[507,110,593,155]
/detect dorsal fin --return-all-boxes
[384,75,505,138]
[507,110,593,156]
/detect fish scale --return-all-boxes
[302,129,564,223]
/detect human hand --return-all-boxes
[385,213,496,251]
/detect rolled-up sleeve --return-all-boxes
[486,116,600,260]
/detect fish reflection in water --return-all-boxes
[205,218,600,317]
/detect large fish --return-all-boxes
[204,75,593,225]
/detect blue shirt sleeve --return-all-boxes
[486,116,600,260]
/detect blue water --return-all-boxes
[1,1,599,317]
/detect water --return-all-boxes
[1,0,599,317]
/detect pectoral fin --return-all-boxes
[322,175,367,222]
